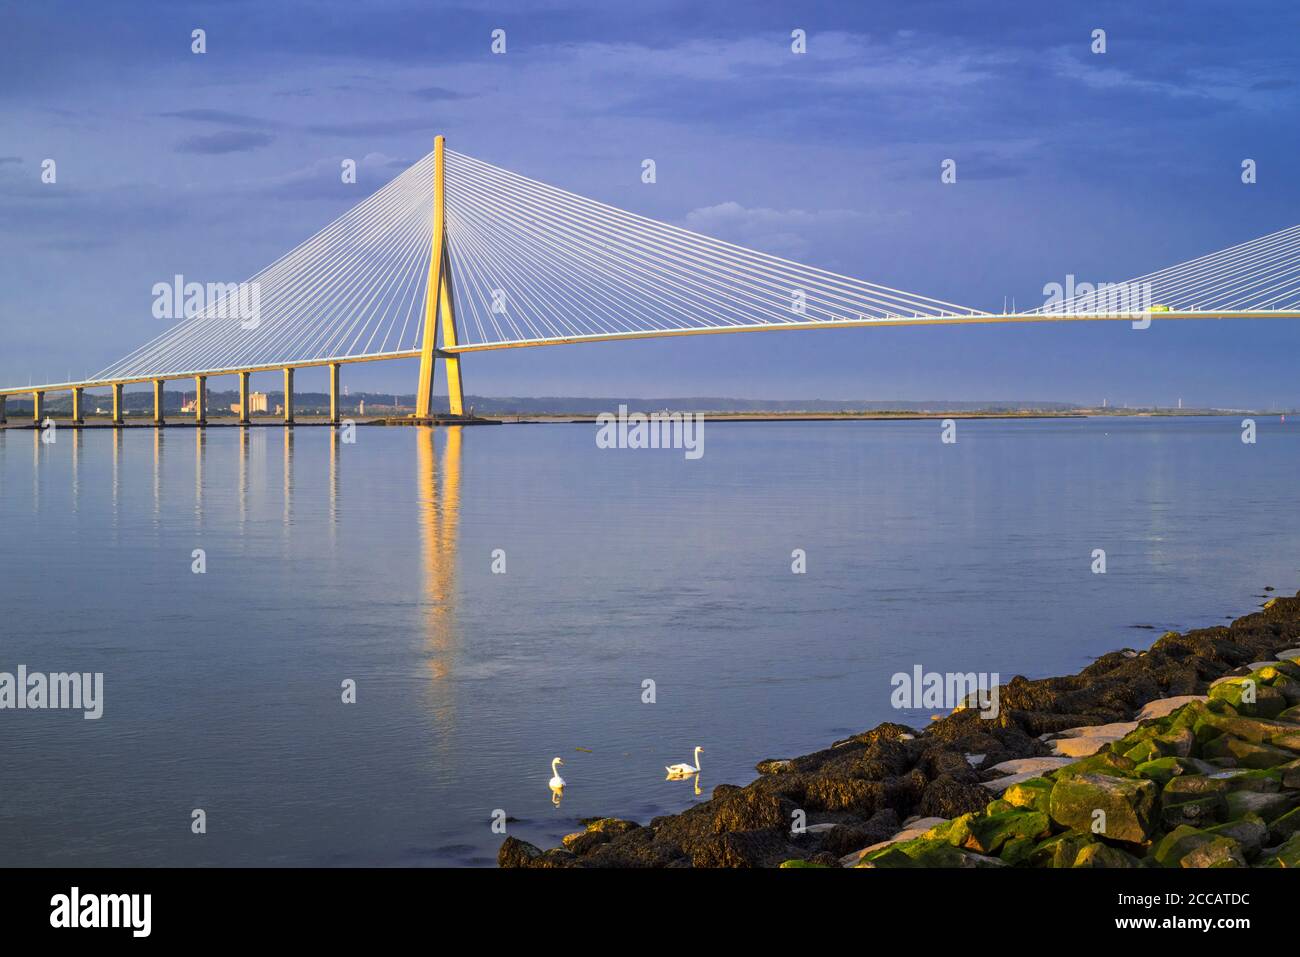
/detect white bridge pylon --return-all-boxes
[5,141,1300,399]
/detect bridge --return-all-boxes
[3,134,1300,426]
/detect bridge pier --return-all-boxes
[0,395,6,425]
[71,386,84,424]
[194,375,206,425]
[32,391,43,424]
[329,362,340,425]
[283,368,294,424]
[238,371,251,425]
[111,383,124,425]
[153,380,165,425]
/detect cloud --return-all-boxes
[174,131,275,154]
[683,201,865,259]
[411,85,468,101]
[159,109,277,128]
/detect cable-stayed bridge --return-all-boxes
[3,135,1300,425]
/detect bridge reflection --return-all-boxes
[419,427,462,694]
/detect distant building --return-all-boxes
[358,399,365,415]
[249,391,270,413]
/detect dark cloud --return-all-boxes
[411,86,468,101]
[175,131,275,154]
[159,109,277,128]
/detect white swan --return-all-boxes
[666,746,703,777]
[548,757,566,789]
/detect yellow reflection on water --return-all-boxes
[418,426,462,693]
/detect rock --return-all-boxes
[1280,758,1300,789]
[1208,815,1269,858]
[778,858,829,868]
[755,758,794,774]
[1259,832,1300,867]
[858,839,1007,869]
[1048,720,1140,758]
[1153,826,1212,866]
[1180,836,1248,868]
[1225,789,1300,822]
[691,829,795,868]
[1195,712,1296,744]
[819,808,900,858]
[1209,680,1288,718]
[1267,806,1300,844]
[1028,832,1096,868]
[1073,843,1142,867]
[1003,777,1054,814]
[1137,695,1208,721]
[917,775,992,818]
[961,809,1051,855]
[836,815,945,866]
[1134,756,1199,785]
[1049,773,1158,844]
[498,836,544,868]
[1201,735,1296,769]
[1054,720,1140,740]
[1275,647,1300,661]
[965,753,986,767]
[1161,794,1227,830]
[987,756,1074,776]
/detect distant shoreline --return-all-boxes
[0,409,1274,429]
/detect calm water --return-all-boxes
[1,416,1297,866]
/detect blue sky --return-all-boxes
[3,0,1300,405]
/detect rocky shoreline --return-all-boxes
[500,593,1300,868]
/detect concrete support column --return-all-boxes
[153,380,165,425]
[283,368,294,424]
[194,375,206,425]
[238,371,251,425]
[0,395,7,425]
[33,391,44,423]
[111,383,124,425]
[329,363,340,425]
[71,387,84,424]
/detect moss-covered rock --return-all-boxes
[1073,843,1142,868]
[1224,789,1300,822]
[1202,735,1296,769]
[1153,826,1213,867]
[1049,773,1158,844]
[1179,836,1247,868]
[1161,794,1227,830]
[1028,831,1096,868]
[961,809,1051,855]
[1267,805,1300,844]
[1003,777,1054,814]
[778,858,828,868]
[1134,756,1198,785]
[1207,815,1269,859]
[1258,832,1300,867]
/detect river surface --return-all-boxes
[1,415,1297,866]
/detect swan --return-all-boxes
[666,746,703,777]
[548,757,566,789]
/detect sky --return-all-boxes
[3,0,1300,406]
